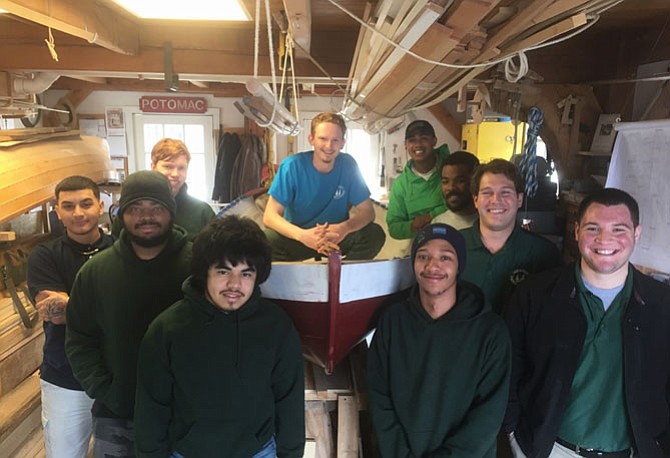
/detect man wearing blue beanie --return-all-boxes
[367,223,511,457]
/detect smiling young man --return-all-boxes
[27,176,114,458]
[134,215,304,458]
[65,171,191,457]
[504,188,670,458]
[111,138,215,241]
[432,150,480,229]
[460,159,560,313]
[263,112,385,261]
[386,120,451,239]
[367,223,511,457]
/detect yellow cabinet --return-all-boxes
[461,121,526,163]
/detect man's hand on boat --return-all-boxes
[35,290,69,324]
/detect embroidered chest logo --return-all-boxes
[333,185,346,200]
[510,268,529,286]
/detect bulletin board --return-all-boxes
[606,119,670,274]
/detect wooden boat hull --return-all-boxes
[0,129,115,224]
[221,190,415,373]
[261,253,414,374]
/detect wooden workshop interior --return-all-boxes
[1,0,670,456]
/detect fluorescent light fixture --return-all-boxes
[111,0,250,21]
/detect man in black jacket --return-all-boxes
[504,188,670,458]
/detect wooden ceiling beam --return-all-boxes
[0,0,140,55]
[50,76,339,97]
[0,43,351,79]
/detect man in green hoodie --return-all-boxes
[134,215,305,458]
[66,170,192,457]
[368,223,511,457]
[386,120,450,240]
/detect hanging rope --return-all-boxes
[45,27,59,62]
[519,107,544,199]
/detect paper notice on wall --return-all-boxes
[106,134,128,157]
[607,119,670,273]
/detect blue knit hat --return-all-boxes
[411,223,467,274]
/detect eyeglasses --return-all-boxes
[125,205,168,217]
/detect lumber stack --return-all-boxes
[342,0,623,132]
[0,280,44,458]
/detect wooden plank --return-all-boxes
[358,22,458,117]
[0,407,41,458]
[0,371,40,445]
[336,396,359,458]
[357,3,447,102]
[384,0,502,117]
[505,13,588,54]
[479,0,556,53]
[0,233,16,242]
[10,423,45,458]
[0,331,44,397]
[345,2,373,104]
[0,0,139,55]
[535,0,590,24]
[8,424,46,458]
[305,401,334,458]
[0,314,43,357]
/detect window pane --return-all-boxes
[164,124,185,140]
[185,125,205,153]
[187,154,207,200]
[143,124,164,151]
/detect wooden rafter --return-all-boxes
[0,0,140,55]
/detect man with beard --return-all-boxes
[386,120,450,240]
[432,151,480,229]
[66,170,191,457]
[504,188,670,458]
[111,138,215,241]
[135,216,304,458]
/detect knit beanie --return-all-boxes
[118,170,176,217]
[411,223,467,274]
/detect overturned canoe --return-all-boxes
[0,128,115,224]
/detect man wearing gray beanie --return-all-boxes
[367,223,511,457]
[66,170,192,457]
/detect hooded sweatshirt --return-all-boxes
[134,278,305,458]
[367,281,511,457]
[65,226,192,419]
[386,145,450,240]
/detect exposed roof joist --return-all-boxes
[0,0,139,55]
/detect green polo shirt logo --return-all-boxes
[509,268,529,286]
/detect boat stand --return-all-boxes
[304,343,377,458]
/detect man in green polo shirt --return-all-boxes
[460,159,560,313]
[504,188,670,458]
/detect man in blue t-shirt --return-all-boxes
[263,112,385,261]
